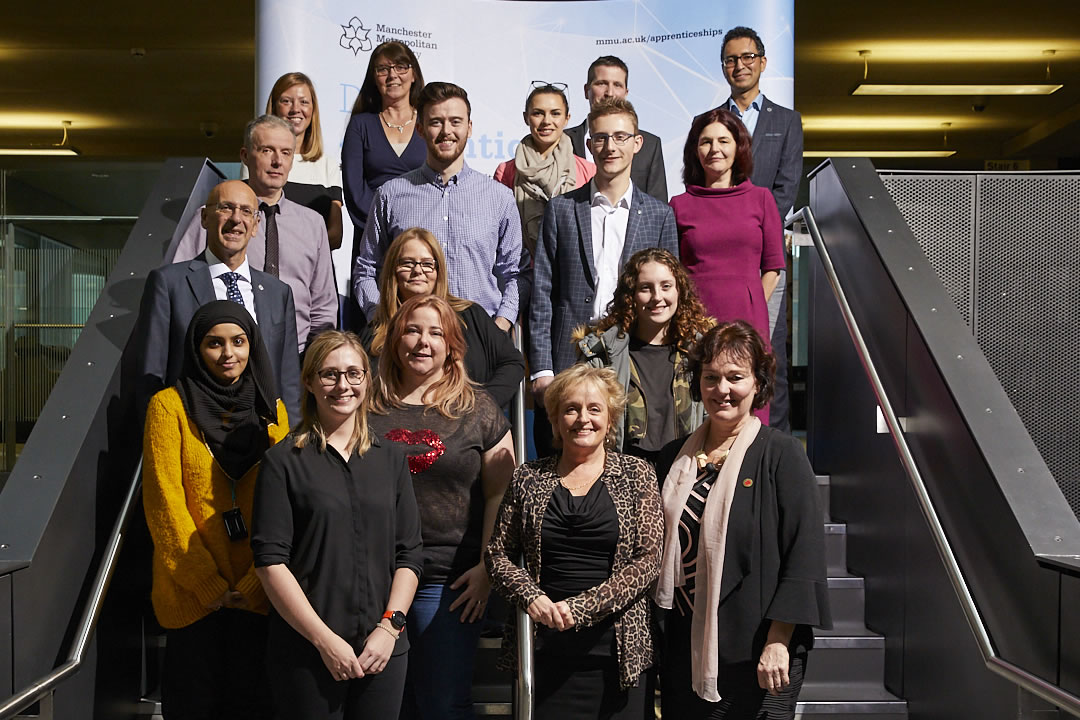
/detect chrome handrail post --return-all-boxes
[510,323,534,720]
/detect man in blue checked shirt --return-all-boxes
[353,82,525,332]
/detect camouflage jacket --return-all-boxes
[575,325,702,452]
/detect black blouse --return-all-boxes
[251,435,423,653]
[539,482,618,598]
[536,481,620,657]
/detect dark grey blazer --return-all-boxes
[529,184,678,376]
[566,120,668,202]
[132,255,301,426]
[745,96,803,219]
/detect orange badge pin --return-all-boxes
[742,478,753,488]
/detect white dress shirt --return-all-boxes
[204,248,258,323]
[589,179,634,323]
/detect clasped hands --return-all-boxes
[526,594,575,631]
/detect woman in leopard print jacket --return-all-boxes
[485,364,664,720]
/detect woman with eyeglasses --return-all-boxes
[342,41,427,324]
[669,108,785,422]
[363,228,524,408]
[252,330,423,718]
[494,82,596,258]
[263,72,345,251]
[142,301,288,720]
[369,294,516,720]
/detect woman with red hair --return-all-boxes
[669,109,784,422]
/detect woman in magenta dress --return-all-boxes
[669,108,784,421]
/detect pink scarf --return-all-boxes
[654,416,761,701]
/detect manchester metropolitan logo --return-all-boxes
[339,16,439,56]
[340,17,373,55]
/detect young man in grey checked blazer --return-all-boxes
[528,97,678,455]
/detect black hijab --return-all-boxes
[176,301,280,480]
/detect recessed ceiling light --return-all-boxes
[853,83,1062,96]
[0,147,81,156]
[804,150,957,158]
[803,116,980,131]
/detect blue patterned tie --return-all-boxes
[220,272,245,307]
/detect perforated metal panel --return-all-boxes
[881,175,976,326]
[973,174,1080,516]
[880,171,1080,517]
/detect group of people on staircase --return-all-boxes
[133,23,829,720]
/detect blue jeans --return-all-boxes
[400,583,485,720]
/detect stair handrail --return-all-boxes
[0,458,143,720]
[510,324,534,720]
[791,204,1080,717]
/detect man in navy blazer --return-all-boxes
[564,56,668,202]
[719,26,804,432]
[133,180,300,425]
[530,98,678,452]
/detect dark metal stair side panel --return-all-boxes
[808,163,1032,719]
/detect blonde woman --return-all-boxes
[252,331,422,718]
[486,364,663,720]
[264,71,344,249]
[369,294,515,720]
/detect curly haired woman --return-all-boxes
[575,247,714,465]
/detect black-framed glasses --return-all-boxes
[722,52,762,68]
[214,202,256,219]
[374,62,411,77]
[530,80,568,91]
[396,259,437,274]
[588,132,638,148]
[317,368,367,387]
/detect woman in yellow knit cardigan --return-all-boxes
[142,300,289,720]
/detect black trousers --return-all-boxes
[161,609,271,720]
[660,612,806,720]
[535,653,649,720]
[768,278,791,434]
[532,402,555,459]
[266,614,408,720]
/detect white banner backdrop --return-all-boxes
[255,0,795,290]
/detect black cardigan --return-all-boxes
[361,301,525,408]
[656,425,831,663]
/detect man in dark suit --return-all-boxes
[530,98,678,454]
[133,180,300,425]
[564,56,668,202]
[719,25,804,432]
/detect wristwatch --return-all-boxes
[382,610,407,631]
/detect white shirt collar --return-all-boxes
[204,247,252,282]
[589,179,634,211]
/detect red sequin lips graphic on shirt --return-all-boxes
[385,429,446,473]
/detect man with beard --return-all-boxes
[353,82,525,332]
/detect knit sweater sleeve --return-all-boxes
[142,390,230,606]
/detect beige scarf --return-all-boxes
[654,415,762,702]
[513,134,577,257]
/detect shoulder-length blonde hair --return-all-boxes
[293,330,372,455]
[265,71,325,162]
[370,228,472,357]
[597,247,714,352]
[371,294,476,419]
